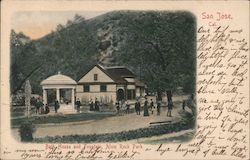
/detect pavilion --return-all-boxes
[40,72,77,112]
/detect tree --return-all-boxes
[66,20,73,27]
[56,24,64,31]
[73,14,85,23]
[117,11,196,98]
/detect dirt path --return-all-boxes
[12,95,191,140]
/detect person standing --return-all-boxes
[135,99,141,115]
[54,100,60,113]
[45,104,50,114]
[125,100,130,114]
[76,98,81,113]
[167,99,173,117]
[143,98,149,116]
[116,101,120,115]
[89,99,94,111]
[119,100,123,115]
[150,99,154,114]
[34,99,39,114]
[35,98,43,114]
[95,98,100,111]
[157,101,161,115]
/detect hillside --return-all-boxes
[11,11,196,95]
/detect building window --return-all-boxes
[94,74,98,81]
[83,85,90,92]
[100,85,107,92]
[127,89,136,100]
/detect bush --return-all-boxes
[18,120,35,142]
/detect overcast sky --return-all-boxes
[12,11,108,39]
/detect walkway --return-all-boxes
[12,95,191,140]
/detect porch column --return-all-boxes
[71,88,75,110]
[56,88,60,102]
[43,89,47,105]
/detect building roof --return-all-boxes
[135,79,145,87]
[105,66,135,83]
[78,64,145,86]
[41,72,77,85]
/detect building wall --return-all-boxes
[76,66,146,104]
[124,78,135,82]
[136,87,146,97]
[78,66,114,83]
[127,84,135,90]
[136,88,141,97]
[76,84,116,104]
[76,92,116,104]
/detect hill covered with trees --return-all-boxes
[11,11,196,96]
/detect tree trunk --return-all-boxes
[157,89,162,101]
[166,90,172,103]
[12,63,43,94]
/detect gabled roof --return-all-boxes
[41,72,77,85]
[95,64,117,82]
[78,64,144,85]
[78,64,145,87]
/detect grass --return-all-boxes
[11,112,116,127]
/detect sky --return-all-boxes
[11,11,108,39]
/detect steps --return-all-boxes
[58,104,76,114]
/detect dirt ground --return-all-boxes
[12,95,192,141]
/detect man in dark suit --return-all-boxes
[135,99,141,115]
[54,100,60,113]
[94,98,100,111]
[76,98,81,113]
[143,98,149,116]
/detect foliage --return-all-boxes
[113,11,196,94]
[18,120,35,142]
[10,11,196,95]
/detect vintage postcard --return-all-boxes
[1,1,249,160]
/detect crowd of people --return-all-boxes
[32,92,194,117]
[115,97,173,117]
[115,100,131,115]
[77,97,166,116]
[76,98,101,113]
[33,98,65,115]
[112,88,178,117]
[34,98,50,115]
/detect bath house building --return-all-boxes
[76,64,146,104]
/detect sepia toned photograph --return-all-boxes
[10,10,196,143]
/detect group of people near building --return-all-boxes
[85,98,100,112]
[75,98,102,113]
[134,98,164,116]
[115,100,131,115]
[34,98,50,115]
[115,97,170,117]
[133,91,174,117]
[75,98,101,113]
[74,96,174,117]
